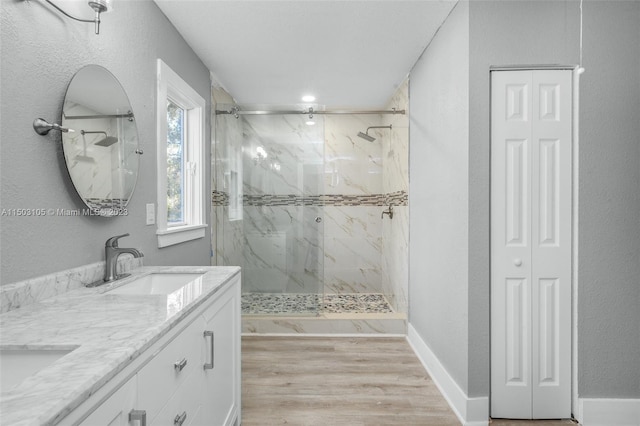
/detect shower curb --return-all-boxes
[242,312,407,335]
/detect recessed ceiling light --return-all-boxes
[305,120,316,126]
[302,95,316,102]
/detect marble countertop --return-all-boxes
[0,266,241,426]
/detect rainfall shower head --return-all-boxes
[81,130,119,147]
[94,136,119,147]
[356,124,392,142]
[357,131,376,142]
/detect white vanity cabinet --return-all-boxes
[63,274,241,426]
[201,278,241,426]
[146,276,241,426]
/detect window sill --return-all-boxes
[156,224,207,248]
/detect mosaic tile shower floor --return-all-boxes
[241,293,394,315]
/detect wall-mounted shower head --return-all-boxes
[81,130,119,147]
[357,131,376,142]
[356,124,392,142]
[95,136,119,147]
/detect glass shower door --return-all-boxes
[239,110,325,315]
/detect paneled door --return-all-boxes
[491,69,572,419]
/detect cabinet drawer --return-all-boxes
[79,376,136,426]
[150,369,204,426]
[138,317,202,423]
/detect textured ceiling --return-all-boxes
[153,1,456,108]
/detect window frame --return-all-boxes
[156,59,206,248]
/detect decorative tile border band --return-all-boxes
[212,190,229,206]
[385,190,408,206]
[85,198,126,209]
[212,190,407,207]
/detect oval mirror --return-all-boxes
[61,65,140,217]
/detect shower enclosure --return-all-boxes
[214,106,325,315]
[213,95,409,325]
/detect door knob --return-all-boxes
[315,217,322,223]
[514,258,523,267]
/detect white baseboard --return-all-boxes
[577,398,640,426]
[407,324,489,426]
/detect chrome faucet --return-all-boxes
[103,233,143,283]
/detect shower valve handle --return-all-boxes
[381,204,394,219]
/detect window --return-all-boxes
[156,59,206,247]
[167,100,185,225]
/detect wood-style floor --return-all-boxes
[242,336,579,426]
[242,336,459,425]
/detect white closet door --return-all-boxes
[491,70,534,419]
[491,69,572,419]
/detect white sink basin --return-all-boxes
[0,348,75,390]
[108,273,205,295]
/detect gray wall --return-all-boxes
[0,0,212,284]
[577,1,640,398]
[409,0,470,393]
[467,0,580,398]
[410,0,639,400]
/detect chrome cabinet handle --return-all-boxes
[174,411,187,426]
[174,358,187,372]
[203,330,214,370]
[129,409,147,426]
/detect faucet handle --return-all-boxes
[381,204,394,219]
[106,233,130,248]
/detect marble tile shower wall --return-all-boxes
[242,205,323,294]
[240,115,324,294]
[324,114,384,295]
[382,79,409,314]
[243,115,324,196]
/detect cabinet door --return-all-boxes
[201,279,240,426]
[80,376,137,426]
